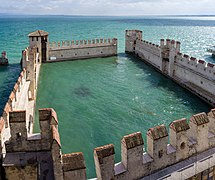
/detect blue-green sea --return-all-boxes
[1,15,215,178]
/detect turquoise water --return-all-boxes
[36,54,211,178]
[0,15,215,178]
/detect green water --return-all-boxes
[36,54,211,178]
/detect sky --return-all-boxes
[0,0,214,16]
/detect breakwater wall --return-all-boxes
[125,30,215,106]
[48,38,117,62]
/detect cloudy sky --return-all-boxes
[0,0,214,16]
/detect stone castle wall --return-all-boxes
[92,109,215,180]
[48,38,117,62]
[135,39,162,70]
[0,69,28,154]
[174,53,215,101]
[125,30,215,106]
[0,46,41,178]
[3,105,215,179]
[1,108,87,180]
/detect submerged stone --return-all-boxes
[73,86,91,97]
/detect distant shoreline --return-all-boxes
[0,14,215,18]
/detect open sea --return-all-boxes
[0,15,215,178]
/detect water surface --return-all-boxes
[36,54,211,177]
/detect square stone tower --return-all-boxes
[125,30,142,53]
[28,30,49,63]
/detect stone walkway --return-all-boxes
[141,147,215,180]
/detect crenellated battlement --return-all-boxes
[3,107,215,179]
[3,108,65,180]
[4,108,60,152]
[160,39,181,52]
[175,53,215,80]
[0,69,27,130]
[49,38,117,49]
[2,108,87,180]
[92,108,215,180]
[0,42,41,170]
[22,29,118,63]
[48,37,117,62]
[137,39,161,52]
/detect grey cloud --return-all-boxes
[0,0,214,15]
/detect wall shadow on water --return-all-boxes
[0,63,21,115]
[120,53,211,112]
[204,54,215,63]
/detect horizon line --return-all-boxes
[0,13,215,17]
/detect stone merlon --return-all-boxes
[39,108,58,125]
[94,144,115,164]
[147,124,168,140]
[9,110,26,123]
[63,152,86,171]
[190,112,209,125]
[170,118,190,133]
[122,132,144,149]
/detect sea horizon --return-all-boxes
[1,13,215,17]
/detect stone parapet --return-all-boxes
[93,109,215,180]
[48,38,117,62]
[2,108,88,180]
[175,53,215,81]
[5,108,59,152]
[0,69,27,150]
[62,153,86,180]
[49,38,117,49]
[3,106,215,180]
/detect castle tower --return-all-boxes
[160,39,181,76]
[168,40,181,76]
[125,30,142,53]
[28,30,49,63]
